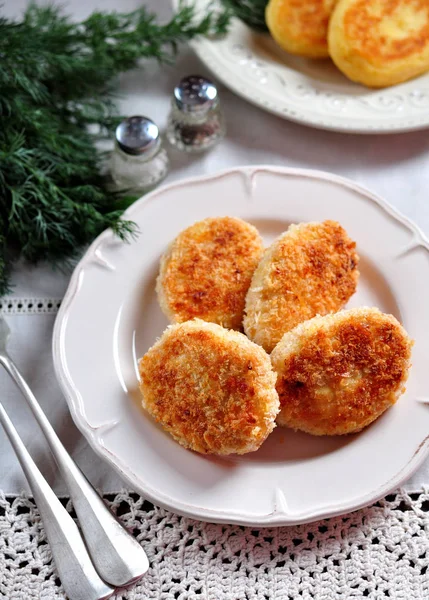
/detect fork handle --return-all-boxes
[0,353,149,587]
[0,401,114,600]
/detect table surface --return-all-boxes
[2,0,429,496]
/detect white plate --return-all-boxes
[53,166,429,526]
[175,0,429,133]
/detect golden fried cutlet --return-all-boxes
[243,220,359,353]
[329,0,429,87]
[266,0,338,58]
[157,217,264,331]
[271,307,413,436]
[139,319,279,455]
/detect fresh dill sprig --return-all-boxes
[221,0,268,31]
[0,2,231,295]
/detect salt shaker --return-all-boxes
[110,116,169,194]
[167,75,226,153]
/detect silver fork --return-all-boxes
[0,316,149,589]
[0,400,114,600]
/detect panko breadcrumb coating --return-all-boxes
[266,0,338,59]
[138,319,279,455]
[271,307,413,436]
[156,217,264,330]
[328,0,429,88]
[244,220,359,353]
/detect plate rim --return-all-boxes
[176,0,429,135]
[53,165,429,525]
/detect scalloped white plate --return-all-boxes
[173,0,429,133]
[53,166,429,526]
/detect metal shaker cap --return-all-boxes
[174,75,218,114]
[115,116,160,157]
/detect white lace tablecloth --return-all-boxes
[1,489,429,599]
[3,0,429,598]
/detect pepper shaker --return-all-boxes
[110,116,169,194]
[167,75,226,153]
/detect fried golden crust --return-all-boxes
[139,319,279,455]
[329,0,429,87]
[266,0,338,58]
[271,307,413,435]
[157,217,264,331]
[244,220,359,353]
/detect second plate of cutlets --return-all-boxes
[53,166,429,526]
[172,0,429,133]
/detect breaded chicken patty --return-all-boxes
[157,217,264,330]
[244,220,359,353]
[271,307,413,436]
[329,0,429,87]
[139,319,279,455]
[266,0,338,58]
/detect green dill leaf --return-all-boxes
[0,2,231,295]
[221,0,268,31]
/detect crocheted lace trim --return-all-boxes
[0,297,62,315]
[1,488,429,599]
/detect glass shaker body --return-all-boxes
[110,116,169,194]
[111,144,169,194]
[166,75,226,153]
[167,100,225,153]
